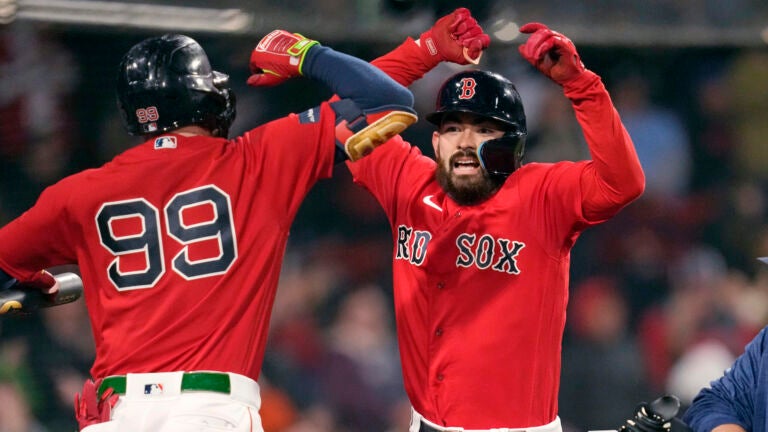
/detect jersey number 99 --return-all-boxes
[95,185,237,290]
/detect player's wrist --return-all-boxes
[562,69,600,98]
[290,35,320,75]
[410,36,442,69]
[415,31,444,68]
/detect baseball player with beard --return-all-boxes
[0,29,416,431]
[359,11,646,432]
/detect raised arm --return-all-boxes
[371,8,490,87]
[518,23,645,221]
[248,30,417,160]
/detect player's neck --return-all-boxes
[174,125,213,137]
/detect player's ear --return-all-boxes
[431,130,441,158]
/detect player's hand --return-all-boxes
[74,379,119,430]
[418,7,490,65]
[20,270,59,295]
[247,30,319,87]
[518,22,586,85]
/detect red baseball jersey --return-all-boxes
[348,73,644,429]
[0,103,336,380]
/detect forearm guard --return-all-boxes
[331,99,417,161]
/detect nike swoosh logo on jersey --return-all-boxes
[422,195,442,212]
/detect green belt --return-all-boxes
[98,372,231,399]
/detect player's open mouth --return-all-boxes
[452,155,481,175]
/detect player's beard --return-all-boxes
[436,150,502,206]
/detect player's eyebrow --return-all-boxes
[441,114,507,133]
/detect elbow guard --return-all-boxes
[331,99,417,161]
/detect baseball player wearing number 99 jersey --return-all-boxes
[0,31,415,431]
[347,13,645,432]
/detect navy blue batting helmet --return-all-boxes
[427,70,527,177]
[116,34,236,137]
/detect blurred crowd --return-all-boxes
[3,14,768,432]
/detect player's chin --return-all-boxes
[438,168,498,205]
[450,170,486,187]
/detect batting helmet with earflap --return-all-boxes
[427,70,527,178]
[116,34,236,137]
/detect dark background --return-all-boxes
[2,0,768,431]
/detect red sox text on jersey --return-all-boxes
[395,225,525,273]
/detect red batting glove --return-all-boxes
[247,30,319,87]
[74,379,119,430]
[419,7,491,65]
[22,270,59,295]
[518,22,586,85]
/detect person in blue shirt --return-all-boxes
[683,257,768,432]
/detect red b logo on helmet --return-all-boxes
[458,78,477,100]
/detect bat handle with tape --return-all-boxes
[0,272,84,315]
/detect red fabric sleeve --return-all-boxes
[235,103,337,222]
[0,181,76,281]
[563,71,646,222]
[371,37,440,87]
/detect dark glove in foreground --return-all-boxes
[619,395,681,432]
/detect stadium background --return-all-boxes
[2,0,768,430]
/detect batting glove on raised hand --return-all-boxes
[247,30,319,87]
[518,22,586,86]
[419,7,491,65]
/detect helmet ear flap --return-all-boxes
[477,132,527,178]
[212,87,236,137]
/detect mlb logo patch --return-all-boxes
[154,136,177,150]
[144,383,164,395]
[298,107,318,124]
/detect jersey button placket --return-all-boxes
[429,278,447,389]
